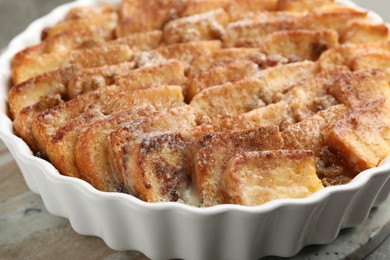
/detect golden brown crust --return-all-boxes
[223,150,323,206]
[154,40,222,71]
[223,16,297,48]
[75,105,157,191]
[12,51,69,85]
[13,95,63,152]
[163,8,230,44]
[262,29,339,61]
[351,53,390,81]
[45,13,117,40]
[282,104,347,153]
[190,61,318,121]
[326,99,390,173]
[188,47,286,75]
[108,106,196,188]
[126,131,192,202]
[328,68,390,108]
[340,21,389,44]
[67,62,136,99]
[194,126,284,206]
[282,104,351,185]
[223,9,367,47]
[318,42,390,71]
[9,66,78,118]
[227,0,278,20]
[114,60,187,89]
[45,108,105,178]
[31,86,184,155]
[65,4,115,20]
[180,0,230,17]
[277,0,334,12]
[185,59,259,100]
[116,0,182,36]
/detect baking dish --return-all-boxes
[1,0,390,259]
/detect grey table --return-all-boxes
[1,0,390,259]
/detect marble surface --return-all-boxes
[1,0,390,259]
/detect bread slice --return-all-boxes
[69,44,134,68]
[282,104,352,186]
[43,86,186,179]
[116,0,178,36]
[108,30,163,50]
[13,95,63,152]
[12,51,69,85]
[108,106,197,189]
[262,29,339,61]
[194,126,284,206]
[280,68,348,122]
[223,16,297,47]
[45,13,117,40]
[67,62,136,98]
[114,60,187,89]
[125,131,192,202]
[318,42,390,71]
[9,66,78,118]
[223,150,323,206]
[163,8,229,44]
[223,9,366,47]
[328,68,390,108]
[12,28,112,67]
[45,108,105,178]
[277,0,335,12]
[190,61,318,121]
[351,53,390,81]
[212,101,291,131]
[179,0,230,17]
[226,0,278,20]
[76,105,195,192]
[188,47,287,75]
[12,60,184,149]
[326,99,390,174]
[31,85,184,155]
[185,59,259,100]
[153,40,222,71]
[65,4,114,20]
[340,21,389,44]
[282,104,347,154]
[212,68,347,132]
[120,125,214,204]
[12,44,134,85]
[74,105,156,191]
[68,59,186,98]
[297,9,367,33]
[18,61,185,154]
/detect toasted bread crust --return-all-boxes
[9,66,78,118]
[75,106,157,191]
[277,0,334,12]
[194,127,284,206]
[327,99,390,173]
[223,150,323,205]
[108,106,196,188]
[190,61,318,121]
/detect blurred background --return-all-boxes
[354,0,390,22]
[0,0,389,49]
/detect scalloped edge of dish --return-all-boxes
[0,0,390,259]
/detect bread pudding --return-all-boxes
[8,0,390,207]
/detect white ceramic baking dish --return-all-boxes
[1,0,389,259]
